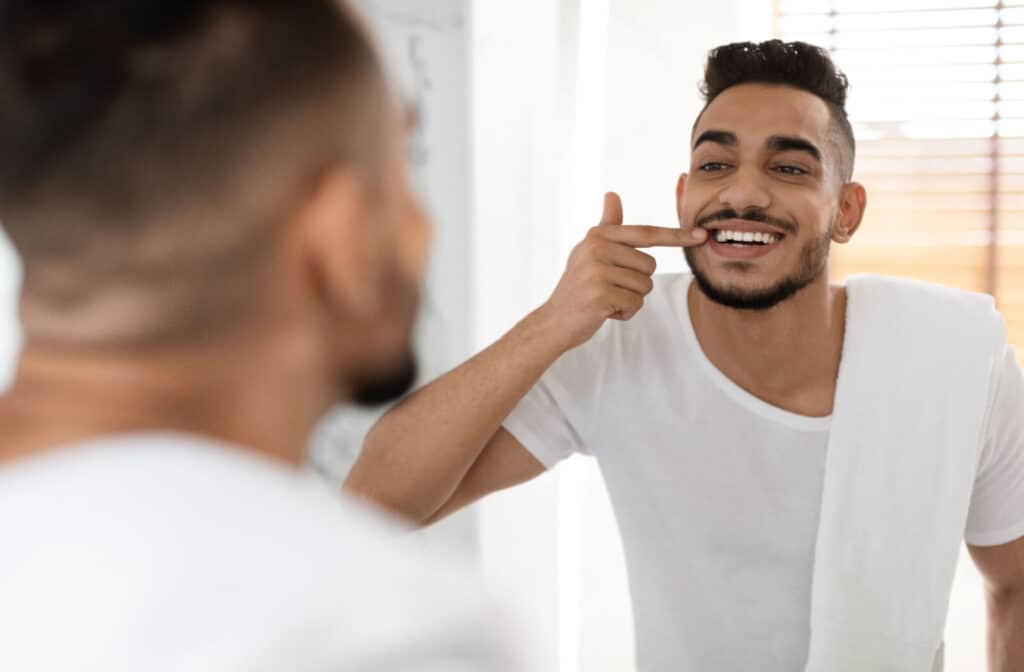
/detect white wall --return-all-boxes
[470,1,582,669]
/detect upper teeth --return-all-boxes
[714,230,780,245]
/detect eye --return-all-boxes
[773,164,807,176]
[699,162,730,173]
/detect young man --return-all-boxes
[0,1,515,670]
[347,41,1024,670]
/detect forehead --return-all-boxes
[693,83,833,149]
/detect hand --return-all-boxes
[539,191,708,352]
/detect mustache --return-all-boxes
[695,209,796,235]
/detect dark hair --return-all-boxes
[698,40,855,181]
[0,0,383,344]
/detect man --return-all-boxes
[347,41,1024,670]
[0,1,515,670]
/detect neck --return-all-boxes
[0,322,341,467]
[688,273,846,411]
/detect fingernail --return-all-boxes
[692,228,707,240]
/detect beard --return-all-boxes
[351,352,419,407]
[345,262,423,408]
[685,226,832,311]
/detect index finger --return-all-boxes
[598,224,707,249]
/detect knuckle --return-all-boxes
[581,239,604,260]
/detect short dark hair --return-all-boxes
[0,0,383,345]
[698,40,855,182]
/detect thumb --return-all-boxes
[599,191,624,227]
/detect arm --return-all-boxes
[344,308,566,524]
[344,192,708,524]
[969,536,1024,672]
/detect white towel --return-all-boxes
[805,274,1007,672]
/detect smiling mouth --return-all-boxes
[706,228,786,247]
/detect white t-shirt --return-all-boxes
[503,272,1024,672]
[0,433,519,672]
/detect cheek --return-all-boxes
[680,180,721,225]
[679,197,702,227]
[396,194,431,282]
[780,185,832,221]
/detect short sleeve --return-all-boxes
[964,346,1024,547]
[501,325,616,470]
[502,373,587,470]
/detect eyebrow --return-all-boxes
[692,130,737,150]
[766,135,822,163]
[693,129,824,164]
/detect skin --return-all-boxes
[346,82,1023,667]
[0,77,431,471]
[971,540,1024,671]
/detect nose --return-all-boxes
[717,166,772,212]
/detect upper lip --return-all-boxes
[704,219,788,237]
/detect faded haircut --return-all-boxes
[0,0,384,346]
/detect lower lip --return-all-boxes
[707,235,784,260]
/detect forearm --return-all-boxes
[344,306,567,522]
[987,588,1024,671]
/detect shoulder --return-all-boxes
[845,274,999,321]
[0,435,519,670]
[845,274,1005,350]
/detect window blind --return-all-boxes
[775,0,1024,361]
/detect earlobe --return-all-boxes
[833,182,867,245]
[832,212,853,244]
[676,173,689,224]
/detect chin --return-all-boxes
[690,261,822,311]
[350,350,419,408]
[685,235,830,311]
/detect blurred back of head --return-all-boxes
[0,0,389,348]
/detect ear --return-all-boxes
[676,172,689,225]
[297,167,379,318]
[832,181,867,244]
